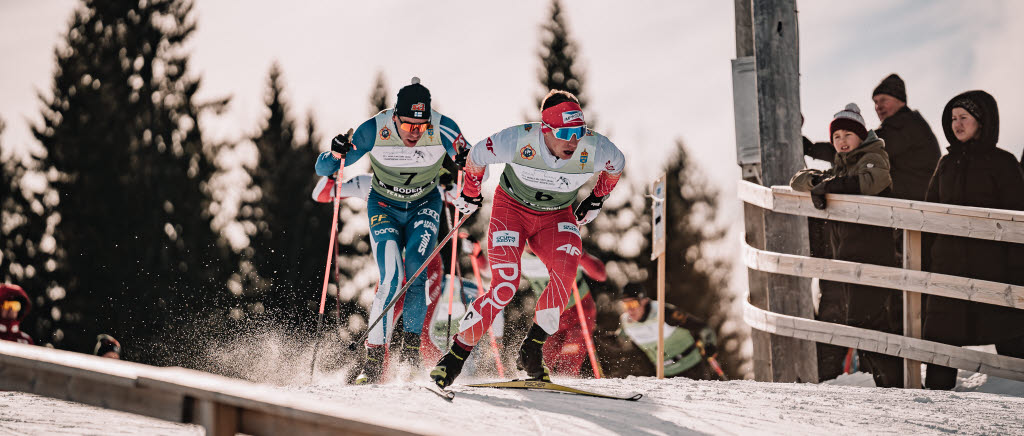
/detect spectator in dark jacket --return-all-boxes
[0,284,34,345]
[804,74,941,201]
[791,103,903,387]
[922,90,1024,390]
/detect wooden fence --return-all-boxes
[739,180,1024,387]
[0,340,422,436]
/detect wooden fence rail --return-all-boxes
[0,341,422,436]
[739,180,1024,387]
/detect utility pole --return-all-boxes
[735,0,818,382]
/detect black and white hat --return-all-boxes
[395,77,431,120]
[829,102,868,142]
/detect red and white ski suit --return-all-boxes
[454,124,624,347]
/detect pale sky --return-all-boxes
[2,0,1023,285]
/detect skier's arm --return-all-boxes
[311,174,372,203]
[663,303,707,332]
[438,116,468,158]
[462,127,519,197]
[574,139,624,225]
[314,119,376,176]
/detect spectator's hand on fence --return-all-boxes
[810,179,830,210]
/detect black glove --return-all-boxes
[574,193,606,225]
[331,132,354,156]
[454,146,471,169]
[809,176,860,210]
[809,173,824,187]
[702,342,718,358]
[439,171,454,191]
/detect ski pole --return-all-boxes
[311,134,350,376]
[696,340,728,381]
[445,172,463,350]
[348,210,475,351]
[571,279,602,378]
[467,238,505,378]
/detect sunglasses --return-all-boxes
[2,300,22,312]
[543,123,587,141]
[396,119,430,133]
[620,299,641,310]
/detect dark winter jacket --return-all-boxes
[876,106,941,201]
[0,284,34,345]
[803,106,941,201]
[923,90,1024,345]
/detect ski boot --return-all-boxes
[517,324,551,382]
[399,331,422,369]
[354,346,386,385]
[430,341,472,388]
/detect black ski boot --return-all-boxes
[399,331,422,369]
[354,346,386,385]
[430,341,472,388]
[517,324,552,382]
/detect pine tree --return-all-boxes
[535,0,589,113]
[656,140,746,379]
[368,71,390,116]
[32,0,234,362]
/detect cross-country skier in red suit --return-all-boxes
[430,90,625,388]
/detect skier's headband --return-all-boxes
[541,102,585,129]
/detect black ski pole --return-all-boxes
[348,210,475,351]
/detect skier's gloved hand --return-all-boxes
[453,191,482,215]
[439,171,454,191]
[574,193,606,225]
[454,146,471,170]
[330,129,355,159]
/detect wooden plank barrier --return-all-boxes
[739,180,1024,386]
[0,341,422,436]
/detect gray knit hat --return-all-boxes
[829,103,868,143]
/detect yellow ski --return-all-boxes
[464,380,642,401]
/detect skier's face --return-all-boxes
[394,116,428,147]
[543,129,581,159]
[620,298,646,322]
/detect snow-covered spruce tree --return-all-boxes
[535,0,589,113]
[32,0,234,362]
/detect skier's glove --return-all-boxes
[331,129,354,158]
[454,146,471,170]
[453,191,482,215]
[574,193,606,225]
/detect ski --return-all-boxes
[422,383,455,401]
[464,380,643,401]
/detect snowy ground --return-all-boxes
[3,369,1023,436]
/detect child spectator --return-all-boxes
[790,103,903,387]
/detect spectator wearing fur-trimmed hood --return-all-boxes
[922,90,1024,390]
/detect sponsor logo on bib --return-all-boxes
[579,149,588,169]
[523,124,533,132]
[492,230,520,247]
[379,126,392,140]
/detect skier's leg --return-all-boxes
[433,189,527,387]
[400,192,442,336]
[518,211,581,380]
[357,197,404,384]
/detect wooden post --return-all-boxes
[650,175,667,379]
[734,0,776,382]
[903,229,923,388]
[752,0,818,383]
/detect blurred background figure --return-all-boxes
[0,284,34,345]
[615,283,718,380]
[94,334,121,359]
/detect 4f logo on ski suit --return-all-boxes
[556,243,581,257]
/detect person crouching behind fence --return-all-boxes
[790,103,903,388]
[921,90,1024,390]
